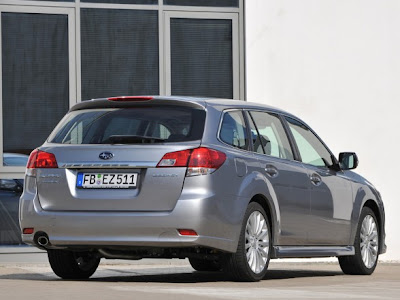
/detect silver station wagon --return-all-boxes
[20,96,386,281]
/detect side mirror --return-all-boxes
[339,152,359,170]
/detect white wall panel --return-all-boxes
[246,0,400,260]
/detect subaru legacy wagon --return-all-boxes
[20,96,386,281]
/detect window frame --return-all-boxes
[0,5,76,179]
[164,11,240,99]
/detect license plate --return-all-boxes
[77,173,138,189]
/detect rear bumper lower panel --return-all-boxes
[20,192,240,253]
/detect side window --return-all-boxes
[220,111,248,150]
[249,111,294,160]
[246,112,264,155]
[286,117,333,167]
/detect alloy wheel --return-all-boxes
[245,211,270,274]
[360,215,379,269]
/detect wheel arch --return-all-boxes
[351,196,385,255]
[249,193,279,247]
[362,199,385,254]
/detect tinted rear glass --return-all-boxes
[48,106,205,144]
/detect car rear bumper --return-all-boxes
[19,188,242,253]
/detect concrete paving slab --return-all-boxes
[0,255,399,300]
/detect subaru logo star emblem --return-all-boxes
[99,152,114,160]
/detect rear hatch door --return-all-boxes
[35,103,205,212]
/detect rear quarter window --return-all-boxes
[219,110,248,150]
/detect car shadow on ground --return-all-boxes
[0,268,344,283]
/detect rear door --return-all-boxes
[36,104,205,212]
[246,111,312,245]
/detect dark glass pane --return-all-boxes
[81,9,159,100]
[49,106,206,144]
[0,179,23,245]
[220,111,247,149]
[82,0,157,4]
[164,0,238,7]
[2,12,70,159]
[171,18,233,99]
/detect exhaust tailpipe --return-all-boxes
[34,232,50,248]
[37,236,49,247]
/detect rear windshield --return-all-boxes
[48,106,206,144]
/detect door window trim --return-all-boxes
[245,111,265,154]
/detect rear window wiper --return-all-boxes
[103,135,166,144]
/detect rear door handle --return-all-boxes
[310,173,322,186]
[265,165,278,178]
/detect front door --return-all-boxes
[285,117,353,245]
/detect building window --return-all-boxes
[1,12,70,162]
[80,8,159,100]
[170,18,234,99]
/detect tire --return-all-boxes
[48,250,100,279]
[189,257,222,272]
[223,202,272,281]
[338,207,379,275]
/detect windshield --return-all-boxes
[48,106,206,144]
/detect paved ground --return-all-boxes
[0,248,399,300]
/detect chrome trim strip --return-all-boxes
[59,162,157,169]
[272,246,355,258]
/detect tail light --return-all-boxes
[157,147,226,176]
[27,149,58,169]
[156,149,191,167]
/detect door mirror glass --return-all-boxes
[339,152,358,170]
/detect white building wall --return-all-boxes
[245,0,400,260]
